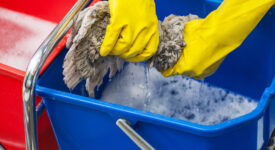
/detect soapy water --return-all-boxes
[0,7,57,71]
[101,63,258,125]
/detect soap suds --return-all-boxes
[101,63,258,125]
[0,7,57,71]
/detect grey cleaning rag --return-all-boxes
[63,1,199,97]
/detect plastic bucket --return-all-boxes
[0,0,78,149]
[36,0,275,149]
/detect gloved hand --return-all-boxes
[162,0,275,79]
[100,0,159,62]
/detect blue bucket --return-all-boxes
[36,0,275,149]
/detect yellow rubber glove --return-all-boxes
[162,0,275,79]
[100,0,159,62]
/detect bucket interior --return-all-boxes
[35,0,275,133]
[39,0,275,103]
[36,0,275,149]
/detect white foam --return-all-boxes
[0,7,57,71]
[101,63,258,125]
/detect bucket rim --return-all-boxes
[36,79,274,137]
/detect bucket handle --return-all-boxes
[116,119,155,150]
[22,0,92,149]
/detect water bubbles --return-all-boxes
[0,7,56,71]
[100,63,258,125]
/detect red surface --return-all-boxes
[0,66,59,150]
[0,0,78,23]
[0,66,25,150]
[37,110,59,150]
[0,18,33,53]
[0,0,79,149]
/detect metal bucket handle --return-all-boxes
[22,0,154,149]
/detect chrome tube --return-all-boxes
[22,0,92,149]
[116,119,155,150]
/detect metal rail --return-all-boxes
[22,0,91,149]
[22,1,155,150]
[116,119,155,150]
